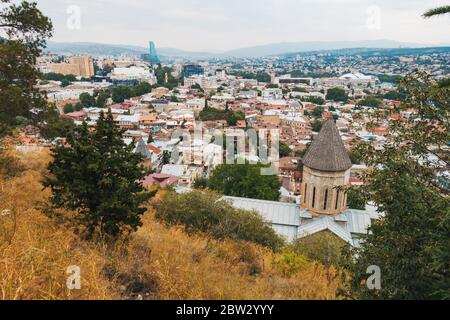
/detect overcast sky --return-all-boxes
[36,0,450,51]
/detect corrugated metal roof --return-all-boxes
[345,209,373,234]
[222,196,382,247]
[272,225,299,243]
[222,196,300,227]
[297,216,353,244]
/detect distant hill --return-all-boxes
[45,41,147,56]
[45,40,449,58]
[281,46,450,57]
[45,41,215,58]
[223,40,439,57]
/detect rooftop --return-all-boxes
[302,120,352,172]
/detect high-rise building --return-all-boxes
[149,41,160,65]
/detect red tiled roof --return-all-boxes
[141,174,179,188]
[148,144,161,154]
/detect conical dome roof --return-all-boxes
[303,120,352,172]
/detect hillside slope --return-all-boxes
[0,149,342,300]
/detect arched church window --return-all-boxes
[304,183,308,203]
[335,190,340,210]
[312,187,316,208]
[324,189,328,210]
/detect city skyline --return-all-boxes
[37,0,450,52]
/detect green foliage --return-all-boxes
[347,188,366,210]
[207,163,282,201]
[193,176,208,189]
[155,65,179,89]
[155,190,284,251]
[383,89,407,101]
[373,74,402,84]
[39,106,75,139]
[190,83,204,92]
[312,119,324,132]
[423,5,450,18]
[133,82,152,96]
[272,251,309,277]
[0,1,53,136]
[111,86,134,103]
[292,87,307,93]
[290,232,347,267]
[340,72,450,299]
[199,107,243,126]
[93,89,111,108]
[302,96,325,105]
[111,83,151,103]
[312,106,324,118]
[43,73,76,82]
[44,110,154,240]
[63,103,80,113]
[326,88,348,102]
[230,71,271,83]
[63,104,74,114]
[161,150,171,165]
[279,142,292,158]
[359,96,382,108]
[60,79,71,87]
[79,92,96,108]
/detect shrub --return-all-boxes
[154,190,284,251]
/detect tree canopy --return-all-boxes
[326,88,348,102]
[0,0,53,136]
[207,163,282,201]
[340,72,450,299]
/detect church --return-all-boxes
[225,120,381,247]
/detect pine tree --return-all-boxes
[44,110,154,240]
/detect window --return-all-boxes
[324,189,328,210]
[335,190,340,210]
[312,187,316,208]
[304,183,308,203]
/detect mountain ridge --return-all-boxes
[45,40,449,58]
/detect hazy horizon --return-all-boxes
[36,0,450,52]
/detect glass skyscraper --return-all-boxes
[149,41,160,65]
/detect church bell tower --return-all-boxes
[300,120,352,216]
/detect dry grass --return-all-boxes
[0,150,114,300]
[0,149,343,300]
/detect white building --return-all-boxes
[111,66,157,84]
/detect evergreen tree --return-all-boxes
[44,110,154,240]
